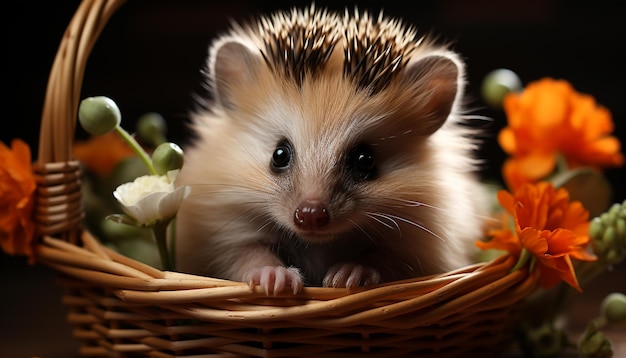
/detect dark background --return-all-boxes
[4,0,626,194]
[2,1,625,357]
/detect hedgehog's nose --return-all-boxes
[294,199,329,230]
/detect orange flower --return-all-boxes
[0,139,37,261]
[73,132,135,176]
[477,182,596,291]
[499,78,624,191]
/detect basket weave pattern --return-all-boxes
[38,232,538,356]
[34,0,541,356]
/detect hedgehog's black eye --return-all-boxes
[271,140,292,172]
[348,143,376,181]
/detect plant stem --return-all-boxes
[152,220,172,270]
[511,248,531,272]
[114,126,157,175]
[168,218,177,270]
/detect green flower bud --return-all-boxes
[606,250,622,264]
[620,200,626,218]
[152,142,184,175]
[589,201,626,262]
[78,96,121,135]
[589,217,605,240]
[601,292,626,324]
[608,203,621,222]
[616,218,626,237]
[603,227,617,246]
[579,329,613,358]
[481,68,523,109]
[137,112,167,147]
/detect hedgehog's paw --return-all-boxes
[323,263,381,289]
[242,266,303,295]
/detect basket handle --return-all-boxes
[34,0,126,239]
[38,0,126,163]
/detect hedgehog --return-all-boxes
[174,5,488,295]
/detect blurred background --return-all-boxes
[3,1,625,357]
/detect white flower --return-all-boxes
[113,170,190,226]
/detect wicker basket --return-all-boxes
[31,0,541,356]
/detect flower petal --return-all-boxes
[113,173,190,226]
[157,185,191,221]
[499,77,624,187]
[498,128,517,155]
[519,227,548,256]
[0,139,36,261]
[478,228,522,256]
[503,154,556,191]
[118,191,168,225]
[496,189,516,216]
[538,255,582,292]
[482,181,594,292]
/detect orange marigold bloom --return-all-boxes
[477,182,596,292]
[499,78,624,191]
[0,139,37,262]
[73,132,135,176]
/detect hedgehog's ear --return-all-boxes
[402,53,461,135]
[210,39,263,110]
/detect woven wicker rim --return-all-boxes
[32,1,542,355]
[37,231,539,326]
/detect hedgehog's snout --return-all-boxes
[294,199,330,230]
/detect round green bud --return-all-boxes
[603,227,617,246]
[600,292,626,324]
[605,249,622,264]
[608,203,622,220]
[616,218,626,237]
[589,217,605,241]
[137,112,167,147]
[152,142,184,175]
[481,68,523,109]
[78,96,121,135]
[620,200,626,219]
